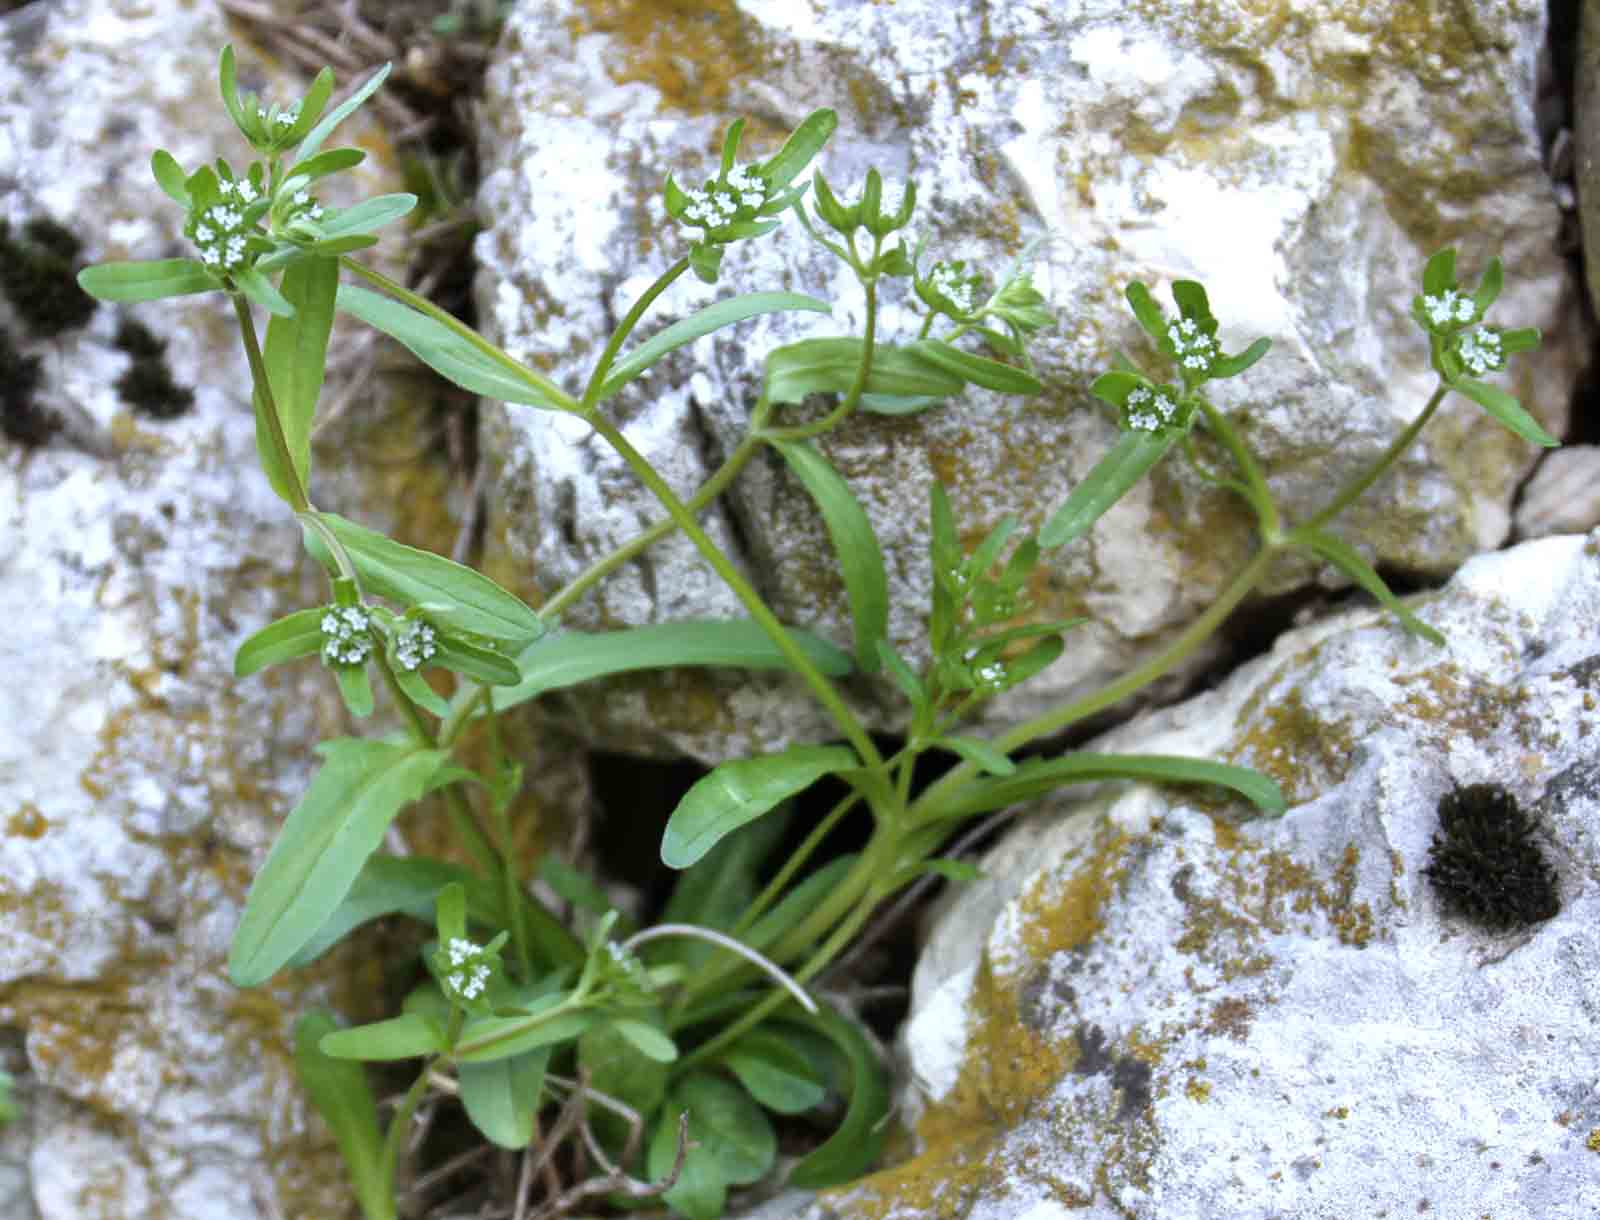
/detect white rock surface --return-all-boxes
[475,0,1579,761]
[1515,444,1600,537]
[0,4,464,1217]
[834,531,1600,1219]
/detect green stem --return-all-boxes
[580,409,882,770]
[761,267,879,443]
[1298,384,1448,534]
[1193,397,1280,539]
[579,258,692,408]
[338,259,581,413]
[377,1059,436,1208]
[233,296,311,513]
[540,430,767,622]
[482,698,534,980]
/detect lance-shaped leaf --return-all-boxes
[1421,248,1457,297]
[77,258,216,304]
[303,511,545,647]
[931,734,1016,776]
[229,739,449,986]
[234,266,296,317]
[744,855,856,953]
[597,292,831,401]
[318,1011,446,1061]
[234,607,327,676]
[297,62,392,163]
[262,255,338,498]
[284,147,366,187]
[919,751,1288,823]
[1209,336,1272,380]
[317,194,418,240]
[766,337,964,405]
[150,149,191,206]
[1452,377,1557,448]
[1124,280,1168,342]
[489,620,851,714]
[287,854,486,968]
[336,283,574,411]
[772,439,888,672]
[1039,428,1177,548]
[458,1048,550,1149]
[293,1013,394,1220]
[1292,527,1446,646]
[785,1006,889,1188]
[661,744,861,869]
[906,338,1043,395]
[760,108,837,192]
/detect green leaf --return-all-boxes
[1124,280,1167,342]
[454,998,597,1064]
[458,1049,549,1149]
[857,392,944,416]
[318,194,418,239]
[932,734,1016,776]
[288,854,478,968]
[744,855,857,953]
[1421,248,1456,297]
[318,1011,445,1061]
[809,170,858,233]
[228,739,449,987]
[1170,279,1213,323]
[579,1020,671,1144]
[772,439,889,672]
[234,266,296,317]
[1292,527,1447,646]
[285,147,366,186]
[920,751,1290,823]
[304,511,545,647]
[785,1006,889,1188]
[433,633,522,686]
[76,258,216,303]
[1039,429,1177,548]
[610,1018,678,1063]
[333,663,375,719]
[150,150,190,206]
[722,1031,827,1114]
[1452,378,1558,447]
[537,854,623,920]
[597,292,832,401]
[650,1073,776,1219]
[661,744,860,869]
[234,607,327,677]
[335,283,573,411]
[284,66,336,146]
[1209,336,1271,380]
[908,338,1043,395]
[876,640,926,706]
[293,1013,394,1220]
[766,337,964,405]
[762,109,838,192]
[297,63,392,164]
[489,620,852,714]
[911,857,982,883]
[263,255,338,498]
[659,813,790,963]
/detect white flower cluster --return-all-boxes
[975,660,1006,687]
[1455,327,1504,376]
[1126,384,1179,432]
[192,199,251,271]
[682,165,767,230]
[320,605,373,667]
[1168,317,1216,373]
[929,262,978,315]
[394,621,438,672]
[1423,289,1476,328]
[259,104,300,130]
[443,937,491,1000]
[289,188,325,221]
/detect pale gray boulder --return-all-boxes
[844,531,1600,1219]
[475,0,1580,761]
[0,3,507,1217]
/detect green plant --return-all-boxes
[77,47,1553,1220]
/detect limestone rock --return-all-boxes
[476,0,1578,761]
[849,532,1600,1219]
[1515,444,1600,537]
[0,3,505,1217]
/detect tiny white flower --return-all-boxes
[1125,384,1178,432]
[1456,327,1504,376]
[235,180,258,203]
[395,621,439,672]
[1424,289,1476,328]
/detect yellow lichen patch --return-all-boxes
[1227,681,1356,804]
[7,803,48,839]
[1011,822,1131,977]
[569,0,770,116]
[1587,1129,1600,1153]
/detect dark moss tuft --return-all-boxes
[1423,783,1559,931]
[0,323,59,445]
[0,216,98,338]
[112,316,194,420]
